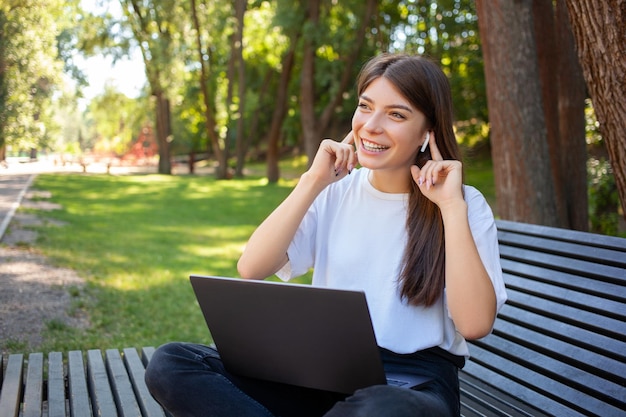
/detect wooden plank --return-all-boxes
[505,289,626,338]
[0,354,24,417]
[471,333,625,405]
[499,245,626,283]
[68,350,92,417]
[500,259,626,302]
[465,344,626,417]
[86,349,118,417]
[497,304,626,363]
[504,274,626,319]
[495,219,626,251]
[492,318,626,383]
[104,349,142,417]
[122,347,166,417]
[47,352,67,417]
[460,372,548,417]
[23,352,44,417]
[498,231,626,268]
[141,347,156,365]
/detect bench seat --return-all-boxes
[459,220,626,417]
[0,347,168,417]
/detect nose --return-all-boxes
[362,112,384,134]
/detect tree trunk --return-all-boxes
[564,0,626,223]
[266,43,298,183]
[154,91,172,174]
[556,0,588,231]
[234,0,247,177]
[190,0,226,178]
[300,0,320,166]
[476,0,559,225]
[533,0,568,228]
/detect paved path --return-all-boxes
[0,173,35,241]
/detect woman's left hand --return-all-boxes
[410,131,464,209]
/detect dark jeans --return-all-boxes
[144,342,461,417]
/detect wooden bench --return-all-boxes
[0,347,169,417]
[2,220,625,416]
[460,219,626,417]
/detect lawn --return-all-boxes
[15,156,495,354]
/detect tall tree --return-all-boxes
[476,0,559,225]
[532,0,588,230]
[120,0,179,174]
[564,0,626,223]
[190,0,224,177]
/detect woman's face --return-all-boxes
[352,77,428,176]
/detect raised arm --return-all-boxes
[238,135,358,280]
[411,133,496,339]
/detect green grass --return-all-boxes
[6,155,496,354]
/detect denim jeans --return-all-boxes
[144,342,461,417]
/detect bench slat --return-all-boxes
[122,347,166,417]
[498,231,626,268]
[471,333,625,406]
[0,354,24,417]
[492,318,626,383]
[460,372,548,417]
[501,259,626,302]
[105,349,142,416]
[465,344,626,417]
[495,219,626,251]
[498,303,626,365]
[86,349,118,416]
[23,352,44,417]
[505,289,626,340]
[505,273,626,320]
[68,351,92,417]
[499,245,626,284]
[48,352,67,417]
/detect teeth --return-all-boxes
[362,139,388,152]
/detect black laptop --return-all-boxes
[189,275,431,394]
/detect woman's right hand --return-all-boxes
[306,131,359,187]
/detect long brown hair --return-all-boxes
[356,53,463,306]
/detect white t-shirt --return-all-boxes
[276,167,507,357]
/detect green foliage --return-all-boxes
[588,158,619,236]
[85,85,149,155]
[0,0,67,152]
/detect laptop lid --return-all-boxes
[189,275,430,394]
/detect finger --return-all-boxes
[341,130,355,145]
[428,131,443,161]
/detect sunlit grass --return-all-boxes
[23,173,297,353]
[7,154,495,354]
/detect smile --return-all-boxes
[361,139,389,152]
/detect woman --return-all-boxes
[145,53,507,417]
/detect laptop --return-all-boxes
[189,275,432,394]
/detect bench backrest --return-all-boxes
[461,220,626,417]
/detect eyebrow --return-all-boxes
[359,94,414,113]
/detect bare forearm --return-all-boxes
[237,173,325,280]
[440,200,497,339]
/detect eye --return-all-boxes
[390,111,406,120]
[357,101,371,111]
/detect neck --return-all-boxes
[367,169,411,193]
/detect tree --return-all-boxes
[476,0,559,225]
[0,0,66,160]
[564,0,626,224]
[119,0,181,174]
